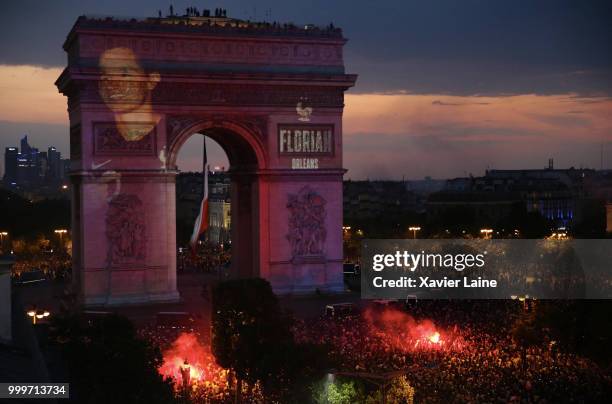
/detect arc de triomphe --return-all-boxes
[56,15,356,306]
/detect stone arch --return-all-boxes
[166,116,268,171]
[168,117,269,282]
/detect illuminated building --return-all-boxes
[2,137,69,193]
[208,179,231,245]
[177,171,231,245]
[427,165,609,233]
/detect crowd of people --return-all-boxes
[137,324,265,403]
[481,242,612,299]
[178,242,231,274]
[10,249,71,281]
[136,300,611,402]
[294,300,611,403]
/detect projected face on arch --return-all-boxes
[98,47,160,141]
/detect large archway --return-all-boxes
[170,122,264,280]
[56,15,356,306]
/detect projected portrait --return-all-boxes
[98,47,160,141]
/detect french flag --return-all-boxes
[189,164,209,255]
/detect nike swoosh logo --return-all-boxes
[91,160,111,170]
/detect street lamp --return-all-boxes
[54,229,68,247]
[0,232,7,251]
[408,226,421,239]
[27,309,50,325]
[547,228,568,240]
[480,228,493,239]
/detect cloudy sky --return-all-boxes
[1,0,611,179]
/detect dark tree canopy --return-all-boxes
[0,188,70,239]
[211,278,330,401]
[49,313,175,404]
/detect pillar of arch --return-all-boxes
[56,16,357,306]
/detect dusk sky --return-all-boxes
[1,0,611,179]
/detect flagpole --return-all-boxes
[189,136,210,258]
[202,136,208,240]
[203,135,208,180]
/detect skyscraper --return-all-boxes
[17,135,39,184]
[47,146,61,179]
[20,135,31,155]
[3,147,18,184]
[61,159,70,180]
[38,151,48,179]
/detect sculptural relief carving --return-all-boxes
[106,194,146,265]
[287,186,327,257]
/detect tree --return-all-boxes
[0,189,70,240]
[366,376,415,404]
[534,300,612,366]
[573,198,606,237]
[313,378,364,404]
[211,278,329,402]
[497,203,551,238]
[49,313,175,403]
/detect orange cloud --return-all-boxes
[0,65,66,124]
[341,93,612,179]
[344,93,612,142]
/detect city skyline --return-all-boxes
[1,0,611,179]
[2,134,69,186]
